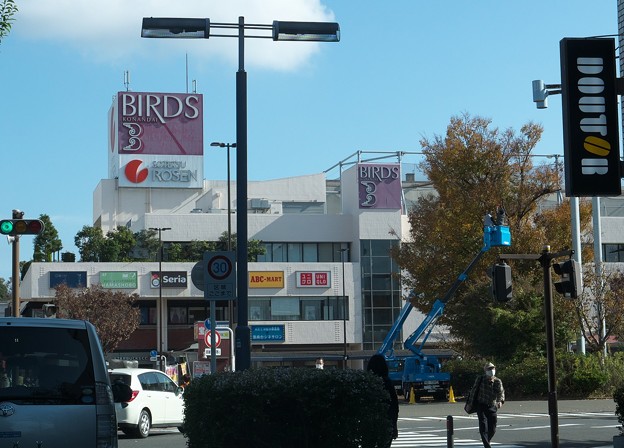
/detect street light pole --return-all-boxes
[340,248,349,369]
[210,142,236,251]
[149,227,171,372]
[235,15,251,370]
[211,141,236,336]
[141,16,340,370]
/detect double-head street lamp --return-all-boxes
[142,16,340,370]
[210,142,236,251]
[149,227,171,371]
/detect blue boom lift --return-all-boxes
[377,212,511,401]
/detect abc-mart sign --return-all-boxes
[120,155,203,188]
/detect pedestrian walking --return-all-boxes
[366,354,399,447]
[472,361,505,448]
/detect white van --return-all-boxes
[0,317,132,448]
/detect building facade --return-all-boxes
[21,142,434,370]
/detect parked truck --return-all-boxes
[377,211,511,401]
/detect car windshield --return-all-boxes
[0,326,96,405]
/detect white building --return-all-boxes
[19,91,624,369]
[21,160,434,368]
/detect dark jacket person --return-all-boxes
[474,361,505,448]
[367,354,399,446]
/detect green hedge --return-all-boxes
[445,352,622,400]
[183,368,394,448]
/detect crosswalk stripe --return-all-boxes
[393,412,615,447]
[398,411,615,423]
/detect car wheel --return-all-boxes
[135,409,151,438]
[177,426,185,434]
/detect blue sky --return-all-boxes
[0,0,618,280]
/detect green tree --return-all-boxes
[395,113,586,361]
[0,0,17,44]
[168,240,216,262]
[33,214,63,262]
[54,284,141,353]
[101,226,136,262]
[133,229,160,261]
[0,278,9,301]
[216,232,266,261]
[74,226,106,262]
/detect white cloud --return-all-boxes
[14,0,336,70]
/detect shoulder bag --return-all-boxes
[464,375,483,414]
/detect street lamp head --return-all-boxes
[141,18,209,39]
[211,141,237,148]
[272,21,340,42]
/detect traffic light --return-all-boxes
[490,262,512,302]
[553,259,582,299]
[0,219,45,236]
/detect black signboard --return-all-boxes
[49,271,87,289]
[560,38,621,196]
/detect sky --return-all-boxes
[0,0,618,280]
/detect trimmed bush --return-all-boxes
[557,353,608,398]
[183,368,394,448]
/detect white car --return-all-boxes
[109,368,184,438]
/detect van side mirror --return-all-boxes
[111,382,133,403]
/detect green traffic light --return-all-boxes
[0,219,45,236]
[0,221,14,234]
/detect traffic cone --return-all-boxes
[448,386,456,403]
[409,386,416,404]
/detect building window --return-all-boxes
[139,303,156,325]
[169,307,187,324]
[258,242,349,262]
[249,296,347,321]
[604,244,624,262]
[288,243,302,262]
[361,239,401,350]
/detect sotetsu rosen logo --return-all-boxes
[125,160,149,183]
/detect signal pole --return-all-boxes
[0,211,45,317]
[11,209,23,317]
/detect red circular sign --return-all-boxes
[204,330,221,348]
[207,255,232,280]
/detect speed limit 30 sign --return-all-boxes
[203,251,236,300]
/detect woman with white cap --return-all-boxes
[472,361,505,448]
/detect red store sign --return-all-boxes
[296,271,331,288]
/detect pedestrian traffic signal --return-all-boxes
[490,262,512,302]
[553,259,582,299]
[0,219,45,236]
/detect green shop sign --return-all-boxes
[100,271,138,289]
